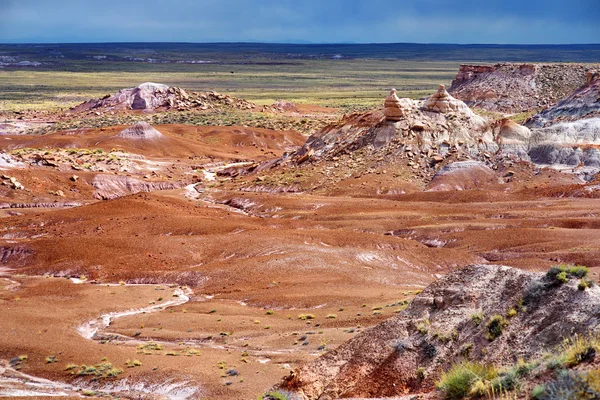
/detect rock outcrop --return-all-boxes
[426,161,499,191]
[449,63,597,113]
[528,118,600,168]
[92,174,186,200]
[0,153,24,170]
[275,264,600,400]
[422,84,473,115]
[383,88,405,121]
[70,83,256,113]
[494,118,532,160]
[290,86,495,166]
[521,73,600,174]
[117,122,164,140]
[526,71,600,128]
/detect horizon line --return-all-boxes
[1,41,600,46]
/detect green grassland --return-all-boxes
[0,59,460,111]
[2,42,599,112]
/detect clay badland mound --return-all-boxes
[70,82,256,113]
[117,121,164,139]
[276,264,600,400]
[526,71,600,128]
[284,86,495,176]
[449,63,597,114]
[523,72,600,171]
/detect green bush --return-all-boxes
[486,315,509,341]
[258,390,299,400]
[578,278,594,291]
[437,361,497,400]
[544,370,600,399]
[547,264,589,284]
[560,333,600,367]
[470,311,484,325]
[557,271,568,283]
[531,384,546,399]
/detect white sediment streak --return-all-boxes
[77,287,191,340]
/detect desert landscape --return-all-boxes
[2,4,600,399]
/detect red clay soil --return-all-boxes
[1,124,305,160]
[2,122,600,399]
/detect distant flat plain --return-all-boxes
[1,42,600,111]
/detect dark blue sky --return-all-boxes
[1,0,598,44]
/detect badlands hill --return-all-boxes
[526,70,600,127]
[274,264,600,400]
[524,71,600,171]
[269,85,499,185]
[448,63,598,113]
[70,82,256,114]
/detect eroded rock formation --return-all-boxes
[449,63,597,113]
[526,71,600,128]
[92,174,186,200]
[422,84,473,114]
[290,85,495,166]
[70,82,256,113]
[117,122,164,140]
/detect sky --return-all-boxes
[0,0,598,44]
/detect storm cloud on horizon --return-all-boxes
[0,0,598,44]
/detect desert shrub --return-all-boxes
[531,384,546,399]
[46,355,58,364]
[258,390,300,400]
[486,315,509,341]
[506,308,518,318]
[137,342,163,351]
[416,323,428,334]
[459,343,473,357]
[560,333,600,367]
[543,370,600,400]
[471,311,484,325]
[490,370,519,392]
[547,265,589,284]
[557,271,569,283]
[515,358,538,377]
[416,367,427,380]
[433,332,453,344]
[437,361,498,400]
[422,341,437,359]
[523,279,547,305]
[298,314,315,320]
[578,278,594,290]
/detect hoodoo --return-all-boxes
[383,88,404,121]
